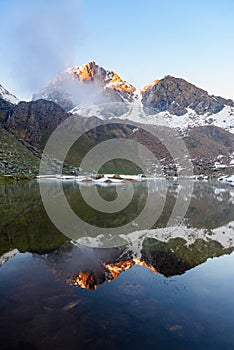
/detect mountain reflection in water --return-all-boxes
[0,179,234,350]
[0,179,233,284]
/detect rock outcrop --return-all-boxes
[4,99,69,147]
[141,75,231,116]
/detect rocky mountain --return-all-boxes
[0,61,234,176]
[142,75,234,115]
[0,98,40,175]
[34,61,234,130]
[4,99,69,147]
[33,62,234,143]
[0,97,72,175]
[0,96,234,176]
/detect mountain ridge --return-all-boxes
[0,62,234,176]
[33,61,234,117]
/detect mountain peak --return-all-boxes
[141,79,160,92]
[33,61,234,119]
[35,62,136,109]
[65,61,106,83]
[49,61,133,88]
[0,84,19,104]
[141,75,233,116]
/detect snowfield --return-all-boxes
[218,175,234,185]
[71,99,234,134]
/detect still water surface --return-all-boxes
[0,180,234,350]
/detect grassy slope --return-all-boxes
[0,127,40,176]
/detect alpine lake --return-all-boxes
[0,178,234,350]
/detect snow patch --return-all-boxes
[73,223,234,250]
[0,249,19,266]
[0,84,19,104]
[37,174,147,185]
[218,175,234,185]
[71,102,234,134]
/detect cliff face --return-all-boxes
[0,98,13,125]
[4,99,69,147]
[0,97,70,175]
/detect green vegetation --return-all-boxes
[0,181,68,256]
[99,159,142,175]
[0,174,34,184]
[64,123,142,175]
[142,237,233,276]
[0,127,40,176]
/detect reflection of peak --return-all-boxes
[71,272,97,291]
[0,249,19,267]
[67,258,158,290]
[133,258,159,274]
[46,221,234,292]
[104,260,135,281]
[105,259,158,282]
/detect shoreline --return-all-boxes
[1,173,234,185]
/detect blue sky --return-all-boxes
[1,0,234,100]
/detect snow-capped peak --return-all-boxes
[34,62,137,110]
[0,84,19,104]
[48,61,136,94]
[50,61,107,85]
[105,70,135,94]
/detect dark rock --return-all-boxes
[142,75,225,116]
[0,98,13,124]
[4,99,69,147]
